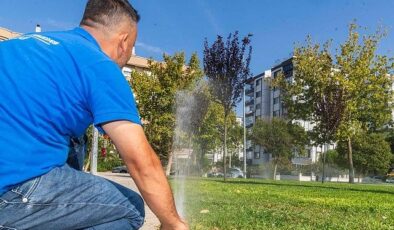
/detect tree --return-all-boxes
[227,121,243,168]
[173,81,211,175]
[130,52,203,173]
[250,118,307,180]
[275,23,393,183]
[385,130,394,167]
[194,102,225,171]
[203,31,252,181]
[336,133,393,177]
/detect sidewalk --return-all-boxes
[98,172,160,230]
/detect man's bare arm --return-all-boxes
[102,121,187,230]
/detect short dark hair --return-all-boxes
[80,0,140,28]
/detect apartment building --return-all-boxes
[245,57,324,166]
[245,70,272,165]
[0,27,20,41]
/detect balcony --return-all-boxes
[292,157,312,166]
[245,88,254,95]
[255,109,261,116]
[245,109,253,115]
[245,99,254,106]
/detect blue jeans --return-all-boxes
[0,164,145,229]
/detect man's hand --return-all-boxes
[161,219,189,230]
[102,121,187,229]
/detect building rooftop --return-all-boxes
[126,55,150,69]
[272,57,294,70]
[0,27,21,41]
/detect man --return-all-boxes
[0,0,187,229]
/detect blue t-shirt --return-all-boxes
[0,28,141,195]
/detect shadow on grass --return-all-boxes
[212,179,394,195]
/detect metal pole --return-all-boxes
[322,144,326,183]
[243,85,247,178]
[91,127,98,175]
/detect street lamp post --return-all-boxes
[243,84,247,178]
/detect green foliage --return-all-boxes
[250,118,308,179]
[336,133,393,176]
[130,52,203,163]
[174,82,212,174]
[274,23,394,182]
[335,24,393,137]
[193,101,241,172]
[176,178,394,229]
[97,151,123,172]
[204,31,252,180]
[325,149,340,165]
[83,125,123,172]
[385,130,394,166]
[194,102,224,156]
[250,118,308,163]
[227,121,243,167]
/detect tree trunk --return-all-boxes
[188,144,193,176]
[273,160,278,180]
[347,137,355,183]
[165,151,174,176]
[223,114,228,182]
[199,150,204,175]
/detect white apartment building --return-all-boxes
[245,57,326,166]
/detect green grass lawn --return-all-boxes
[171,178,394,230]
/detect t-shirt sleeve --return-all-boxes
[83,61,141,132]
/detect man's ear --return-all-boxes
[118,33,129,57]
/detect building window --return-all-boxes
[246,117,253,126]
[122,67,132,79]
[246,140,252,149]
[246,105,253,113]
[256,79,261,86]
[255,103,261,110]
[273,70,281,77]
[273,110,279,117]
[282,108,288,117]
[254,152,260,159]
[273,97,280,104]
[255,91,261,98]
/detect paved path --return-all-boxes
[98,172,160,230]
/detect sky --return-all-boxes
[1,0,394,114]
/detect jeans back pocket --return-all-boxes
[0,226,17,230]
[9,177,41,201]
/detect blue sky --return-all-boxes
[1,0,393,74]
[1,0,393,114]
